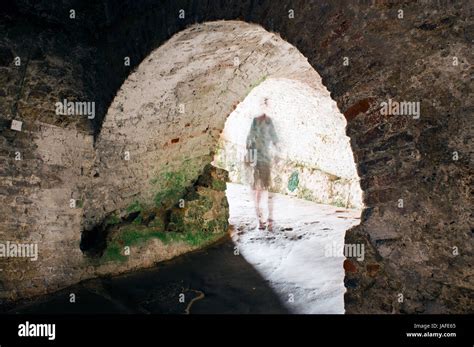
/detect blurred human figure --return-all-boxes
[245,97,280,231]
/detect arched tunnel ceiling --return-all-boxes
[98,21,320,148]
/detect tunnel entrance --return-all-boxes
[1,1,471,315]
[76,20,364,313]
[212,78,362,313]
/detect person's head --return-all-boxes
[261,97,270,112]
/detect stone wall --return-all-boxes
[0,19,322,301]
[0,0,472,313]
[84,163,229,279]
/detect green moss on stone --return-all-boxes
[152,171,188,208]
[297,186,314,201]
[182,229,221,247]
[102,244,127,263]
[212,179,227,191]
[332,199,347,208]
[105,214,121,226]
[288,171,299,192]
[132,214,143,225]
[101,225,225,263]
[126,200,143,214]
[148,217,165,229]
[100,163,229,263]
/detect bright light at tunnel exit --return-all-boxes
[213,77,363,313]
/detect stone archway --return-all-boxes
[85,20,329,231]
[1,1,471,314]
[80,19,366,290]
[78,22,365,313]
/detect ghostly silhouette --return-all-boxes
[245,97,280,231]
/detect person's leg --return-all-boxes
[254,188,261,215]
[267,191,274,231]
[253,188,265,229]
[260,163,274,231]
[252,164,265,229]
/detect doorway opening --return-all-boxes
[213,77,363,313]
